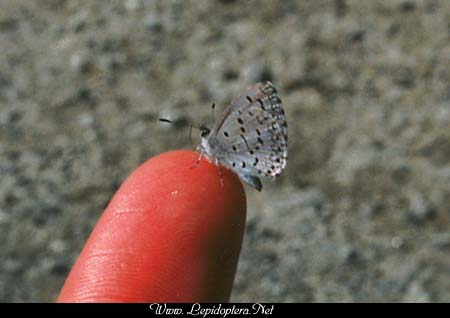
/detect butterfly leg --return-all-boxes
[191,152,204,169]
[215,158,224,188]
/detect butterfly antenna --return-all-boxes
[211,103,216,124]
[159,118,174,124]
[159,118,199,146]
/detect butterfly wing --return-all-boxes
[207,82,288,190]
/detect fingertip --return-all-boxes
[58,150,247,302]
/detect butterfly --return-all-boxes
[161,82,287,191]
[196,81,288,191]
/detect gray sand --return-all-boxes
[1,0,449,302]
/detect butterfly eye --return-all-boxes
[200,126,210,137]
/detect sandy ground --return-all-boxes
[1,0,449,302]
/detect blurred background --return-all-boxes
[1,0,449,302]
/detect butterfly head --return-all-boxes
[197,123,215,159]
[199,124,211,138]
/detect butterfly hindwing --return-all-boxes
[207,82,287,187]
